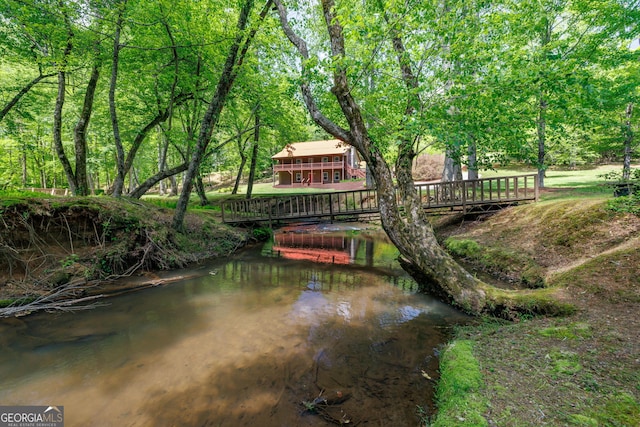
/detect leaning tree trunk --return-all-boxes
[275,0,573,316]
[0,72,56,123]
[195,174,208,205]
[275,0,488,314]
[173,0,272,231]
[232,135,248,195]
[129,162,188,199]
[109,5,126,197]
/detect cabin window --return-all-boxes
[322,156,329,163]
[295,158,302,164]
[323,172,329,182]
[295,173,302,182]
[334,156,341,162]
[334,171,341,182]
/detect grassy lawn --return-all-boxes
[480,164,630,202]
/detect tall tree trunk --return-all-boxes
[158,126,170,195]
[536,19,552,189]
[537,92,547,188]
[109,3,127,197]
[195,174,208,205]
[21,147,27,187]
[246,109,260,199]
[622,102,634,181]
[52,63,78,194]
[173,0,272,230]
[467,138,478,180]
[232,148,247,195]
[73,63,100,196]
[441,145,463,182]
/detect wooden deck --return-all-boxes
[221,174,538,225]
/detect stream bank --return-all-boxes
[2,193,639,425]
[430,196,640,426]
[0,195,251,315]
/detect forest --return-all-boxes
[1,0,637,196]
[1,0,639,314]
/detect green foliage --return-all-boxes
[0,190,54,201]
[0,296,37,308]
[549,350,583,377]
[599,168,640,183]
[444,238,481,258]
[251,227,271,241]
[607,192,640,216]
[60,254,79,268]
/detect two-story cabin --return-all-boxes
[272,139,365,188]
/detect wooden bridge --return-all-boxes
[221,174,538,225]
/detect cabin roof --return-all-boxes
[271,139,351,159]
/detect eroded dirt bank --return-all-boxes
[0,196,250,313]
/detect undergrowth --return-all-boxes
[607,193,640,216]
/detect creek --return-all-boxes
[0,223,470,426]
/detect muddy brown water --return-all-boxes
[0,225,470,426]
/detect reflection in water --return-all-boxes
[0,227,469,426]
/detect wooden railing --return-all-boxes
[222,189,379,224]
[414,174,538,211]
[273,161,345,172]
[221,174,538,224]
[23,187,70,196]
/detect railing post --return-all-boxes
[329,193,334,223]
[462,180,467,213]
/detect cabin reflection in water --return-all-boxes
[270,231,375,266]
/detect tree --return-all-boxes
[0,0,57,122]
[172,0,273,231]
[493,0,640,187]
[273,0,500,313]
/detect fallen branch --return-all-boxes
[0,281,107,318]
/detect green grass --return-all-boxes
[431,340,488,427]
[480,164,628,202]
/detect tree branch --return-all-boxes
[273,0,352,143]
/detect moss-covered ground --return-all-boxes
[431,188,640,426]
